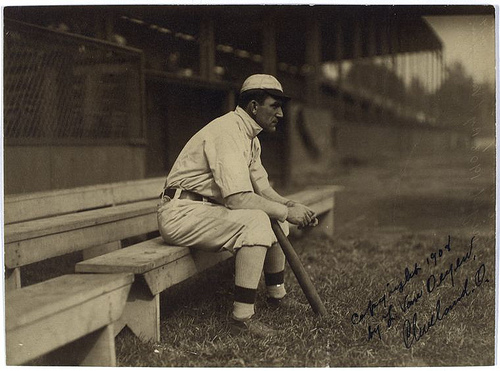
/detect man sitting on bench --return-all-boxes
[157,74,317,337]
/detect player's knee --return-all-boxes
[243,209,274,247]
[246,209,271,229]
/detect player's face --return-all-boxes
[254,96,284,133]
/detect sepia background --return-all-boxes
[2,3,496,367]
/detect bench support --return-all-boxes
[44,324,116,366]
[317,207,334,236]
[5,267,21,291]
[83,241,122,260]
[6,274,133,366]
[115,282,160,343]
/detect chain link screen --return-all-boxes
[4,20,145,142]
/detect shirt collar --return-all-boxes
[234,106,262,138]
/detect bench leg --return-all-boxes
[115,282,160,343]
[44,324,116,366]
[317,208,335,237]
[83,241,121,260]
[5,267,21,291]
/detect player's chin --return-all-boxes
[265,125,278,133]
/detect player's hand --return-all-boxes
[286,203,316,227]
[298,217,319,229]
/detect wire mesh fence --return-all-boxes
[4,19,145,142]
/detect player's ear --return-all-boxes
[250,100,258,115]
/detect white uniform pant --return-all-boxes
[157,198,289,253]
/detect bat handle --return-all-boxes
[271,220,327,316]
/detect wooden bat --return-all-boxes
[271,220,327,316]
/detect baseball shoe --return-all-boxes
[229,316,279,338]
[266,295,309,311]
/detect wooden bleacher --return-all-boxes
[6,273,134,366]
[75,186,342,342]
[4,177,165,291]
[4,177,342,362]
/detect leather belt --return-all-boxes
[161,188,217,204]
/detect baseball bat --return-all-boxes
[271,220,327,316]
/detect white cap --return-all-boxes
[240,74,291,100]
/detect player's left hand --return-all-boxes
[298,216,318,229]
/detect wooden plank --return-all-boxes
[287,186,343,207]
[6,274,132,365]
[143,250,233,295]
[5,213,158,269]
[5,200,157,243]
[192,250,234,271]
[4,177,165,224]
[5,273,133,330]
[76,237,190,274]
[307,196,335,216]
[5,186,340,244]
[82,241,122,261]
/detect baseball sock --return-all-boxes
[233,245,267,320]
[265,271,286,299]
[264,243,287,299]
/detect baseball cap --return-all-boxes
[240,74,291,101]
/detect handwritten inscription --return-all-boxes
[403,263,487,348]
[350,236,489,349]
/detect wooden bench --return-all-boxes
[76,186,342,342]
[6,273,134,366]
[4,177,165,291]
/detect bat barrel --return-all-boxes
[271,220,327,316]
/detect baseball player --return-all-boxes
[158,74,317,337]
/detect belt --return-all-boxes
[161,188,217,204]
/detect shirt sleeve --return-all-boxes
[250,137,271,193]
[203,133,254,198]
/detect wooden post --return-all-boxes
[334,20,345,122]
[352,18,363,122]
[262,15,277,76]
[114,282,160,342]
[305,17,322,104]
[367,16,378,124]
[225,90,236,112]
[390,20,403,116]
[199,17,215,81]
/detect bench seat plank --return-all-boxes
[76,237,191,275]
[288,186,343,208]
[5,199,158,243]
[5,177,165,224]
[76,237,233,294]
[6,273,133,365]
[5,213,158,269]
[6,273,134,331]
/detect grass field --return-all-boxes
[115,148,496,367]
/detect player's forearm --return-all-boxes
[224,191,288,222]
[260,186,295,206]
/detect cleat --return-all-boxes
[266,295,309,311]
[229,316,279,337]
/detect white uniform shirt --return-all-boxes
[166,106,271,204]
